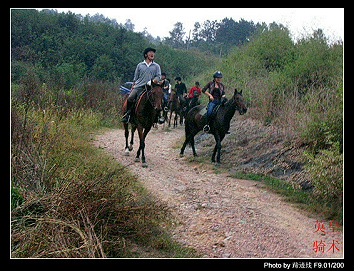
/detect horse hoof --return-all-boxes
[142,162,148,168]
[124,151,129,156]
[134,157,140,162]
[179,153,184,157]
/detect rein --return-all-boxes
[225,96,240,112]
[146,87,158,108]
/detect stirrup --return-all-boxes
[158,116,165,124]
[203,125,210,133]
[121,113,131,123]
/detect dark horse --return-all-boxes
[167,89,182,128]
[122,81,164,167]
[180,89,247,164]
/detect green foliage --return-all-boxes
[304,148,343,223]
[220,25,343,150]
[11,9,214,92]
[11,9,149,86]
[168,17,258,55]
[247,24,295,72]
[11,187,23,211]
[211,25,343,221]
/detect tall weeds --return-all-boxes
[11,74,193,257]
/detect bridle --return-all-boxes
[230,93,246,114]
[146,85,162,110]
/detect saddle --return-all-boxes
[199,104,221,118]
[122,88,149,124]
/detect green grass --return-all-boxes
[229,171,342,224]
[11,101,196,258]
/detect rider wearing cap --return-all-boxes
[202,71,226,132]
[121,47,161,123]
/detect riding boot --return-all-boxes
[121,101,133,123]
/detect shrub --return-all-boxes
[304,148,343,222]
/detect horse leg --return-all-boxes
[216,134,225,164]
[163,110,168,129]
[140,126,151,167]
[212,133,221,164]
[180,133,198,157]
[174,113,178,128]
[212,133,225,164]
[129,125,136,151]
[168,111,172,127]
[135,127,143,162]
[180,131,191,157]
[190,136,198,157]
[124,123,130,156]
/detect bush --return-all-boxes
[219,27,343,147]
[304,148,343,222]
[247,24,295,72]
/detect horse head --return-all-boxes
[149,80,164,111]
[232,88,247,115]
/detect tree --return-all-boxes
[165,22,185,48]
[124,19,135,31]
[199,20,218,42]
[188,18,257,56]
[215,18,257,55]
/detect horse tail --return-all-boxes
[185,105,204,144]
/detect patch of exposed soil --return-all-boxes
[93,118,343,258]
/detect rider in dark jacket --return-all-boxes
[174,76,187,100]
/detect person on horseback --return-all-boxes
[121,47,162,123]
[174,76,187,103]
[202,71,226,133]
[161,72,171,111]
[188,81,201,99]
[187,81,201,109]
[174,76,188,117]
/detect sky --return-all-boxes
[48,8,344,42]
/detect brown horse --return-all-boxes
[167,89,182,128]
[180,89,247,164]
[122,81,164,167]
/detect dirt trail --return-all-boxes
[93,125,343,258]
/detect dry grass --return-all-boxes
[11,89,195,258]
